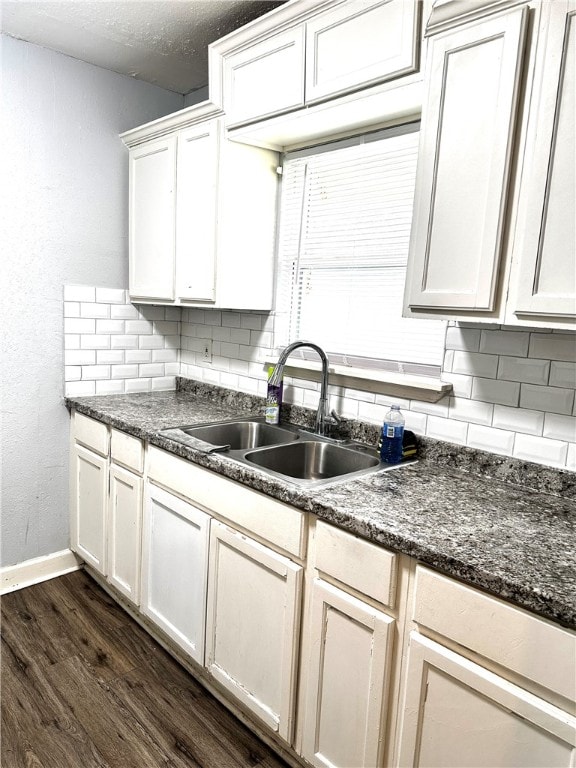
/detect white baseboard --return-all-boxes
[1,549,83,595]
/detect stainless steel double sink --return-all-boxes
[161,416,414,489]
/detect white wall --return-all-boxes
[0,35,183,568]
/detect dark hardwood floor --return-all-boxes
[1,570,290,768]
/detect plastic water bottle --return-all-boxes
[379,405,405,464]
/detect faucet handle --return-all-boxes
[329,409,342,425]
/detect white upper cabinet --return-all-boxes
[122,105,279,309]
[211,0,422,130]
[175,121,218,302]
[129,137,176,301]
[404,0,576,329]
[405,6,528,313]
[305,0,419,103]
[508,1,576,324]
[223,27,305,125]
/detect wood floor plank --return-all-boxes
[1,571,291,768]
[2,630,110,768]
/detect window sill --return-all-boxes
[265,359,452,403]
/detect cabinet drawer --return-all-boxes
[73,412,108,457]
[111,429,144,474]
[148,446,306,558]
[315,520,396,608]
[413,566,576,703]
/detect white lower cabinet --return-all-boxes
[397,632,576,768]
[141,483,210,664]
[71,443,108,575]
[205,520,303,743]
[107,464,143,605]
[299,578,395,768]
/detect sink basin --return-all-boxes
[245,440,380,483]
[180,420,298,450]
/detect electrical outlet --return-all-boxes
[202,340,212,363]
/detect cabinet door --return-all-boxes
[141,484,209,664]
[107,465,142,605]
[175,122,218,302]
[223,27,305,126]
[299,579,395,768]
[129,136,176,301]
[206,521,302,743]
[305,0,419,103]
[512,2,576,322]
[398,632,576,768]
[71,444,108,575]
[405,8,527,313]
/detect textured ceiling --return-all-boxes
[0,0,285,94]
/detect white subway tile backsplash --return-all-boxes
[64,302,80,318]
[139,335,165,350]
[493,405,544,436]
[154,321,179,336]
[426,416,468,444]
[230,328,251,345]
[152,376,176,391]
[111,335,139,350]
[139,363,165,378]
[452,351,498,378]
[64,286,95,302]
[110,304,140,320]
[567,444,576,471]
[66,381,96,396]
[125,320,153,335]
[409,399,449,417]
[241,314,262,330]
[445,326,480,351]
[80,334,110,350]
[550,361,576,389]
[95,287,126,304]
[125,378,152,393]
[81,365,111,380]
[111,365,139,379]
[152,349,178,363]
[80,302,110,319]
[404,410,427,434]
[471,377,520,406]
[468,424,515,455]
[529,333,576,362]
[513,434,568,467]
[222,312,242,328]
[449,397,493,425]
[65,366,81,381]
[96,380,125,395]
[125,350,152,364]
[97,350,125,365]
[64,335,80,350]
[543,414,576,442]
[63,287,576,472]
[65,318,96,334]
[96,319,125,335]
[497,356,549,384]
[66,350,96,366]
[480,329,529,356]
[520,384,574,415]
[440,373,472,398]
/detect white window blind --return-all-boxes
[276,125,446,374]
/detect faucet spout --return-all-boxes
[269,340,334,436]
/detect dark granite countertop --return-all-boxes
[65,381,576,630]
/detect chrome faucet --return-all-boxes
[268,340,338,437]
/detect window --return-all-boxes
[275,124,446,376]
